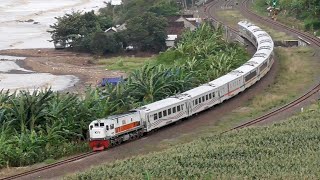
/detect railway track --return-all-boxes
[239,0,320,47]
[0,152,98,180]
[2,1,320,180]
[211,0,320,132]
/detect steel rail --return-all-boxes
[0,152,98,180]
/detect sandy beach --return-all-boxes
[0,0,109,93]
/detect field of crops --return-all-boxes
[67,102,320,179]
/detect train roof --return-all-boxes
[182,85,216,98]
[209,73,241,87]
[137,95,188,112]
[235,62,258,74]
[255,49,272,57]
[249,56,268,63]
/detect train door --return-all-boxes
[187,101,192,116]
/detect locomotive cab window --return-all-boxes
[206,95,208,100]
[209,93,212,99]
[202,96,205,102]
[199,98,201,103]
[181,105,184,110]
[154,114,158,120]
[94,123,98,127]
[168,108,171,115]
[173,107,176,113]
[100,123,104,127]
[195,99,198,105]
[159,112,162,118]
[90,125,93,130]
[106,125,109,130]
[177,106,181,111]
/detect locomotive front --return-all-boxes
[88,119,114,151]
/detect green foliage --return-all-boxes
[0,88,103,168]
[156,23,249,82]
[49,10,113,52]
[1,22,248,169]
[126,12,168,52]
[90,32,122,55]
[66,104,320,179]
[256,0,320,31]
[149,0,180,16]
[49,0,180,54]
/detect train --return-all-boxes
[88,20,275,151]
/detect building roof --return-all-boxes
[166,35,178,41]
[105,27,117,33]
[166,21,184,36]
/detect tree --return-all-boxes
[126,12,168,52]
[90,32,122,55]
[149,0,180,16]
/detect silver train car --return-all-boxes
[88,21,275,151]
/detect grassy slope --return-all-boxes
[216,10,293,40]
[252,0,315,34]
[66,102,320,179]
[97,56,155,73]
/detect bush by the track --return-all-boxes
[67,103,320,179]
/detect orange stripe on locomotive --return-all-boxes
[115,121,140,133]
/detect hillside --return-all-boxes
[254,0,320,35]
[67,103,320,179]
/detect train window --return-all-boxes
[209,93,212,99]
[100,123,104,127]
[168,108,171,115]
[195,99,198,105]
[163,110,167,116]
[110,124,114,129]
[122,120,126,125]
[212,92,215,97]
[106,125,109,130]
[181,105,184,110]
[206,95,208,100]
[199,98,201,103]
[90,125,93,130]
[131,118,133,122]
[202,96,205,102]
[245,70,257,82]
[159,112,162,118]
[260,62,267,71]
[173,107,176,113]
[154,114,158,120]
[177,106,181,111]
[94,123,99,127]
